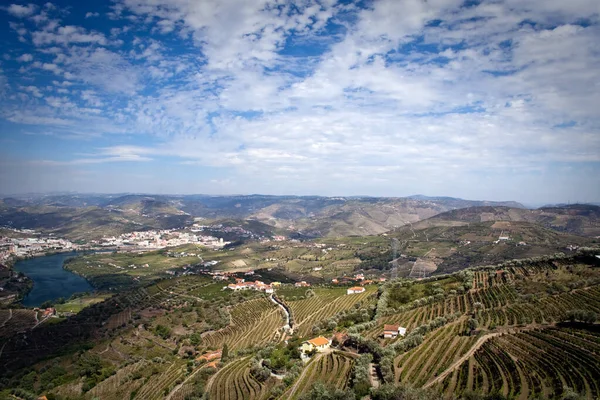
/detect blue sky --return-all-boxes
[0,0,599,204]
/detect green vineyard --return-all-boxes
[202,297,286,350]
[283,351,356,399]
[438,325,600,399]
[207,357,275,400]
[395,318,478,386]
[286,287,376,336]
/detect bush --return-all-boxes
[564,310,598,324]
[154,324,171,339]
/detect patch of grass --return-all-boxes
[54,294,113,314]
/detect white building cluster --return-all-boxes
[93,229,228,249]
[226,278,274,293]
[0,236,74,259]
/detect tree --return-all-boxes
[468,318,478,331]
[221,343,229,361]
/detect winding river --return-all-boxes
[14,252,93,307]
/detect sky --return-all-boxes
[0,0,599,204]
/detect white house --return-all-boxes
[347,287,365,295]
[383,324,407,338]
[301,336,331,353]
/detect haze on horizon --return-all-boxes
[0,0,599,205]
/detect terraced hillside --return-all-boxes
[283,351,357,399]
[363,253,600,399]
[436,326,600,399]
[202,297,286,350]
[207,357,277,400]
[1,251,599,400]
[284,287,377,337]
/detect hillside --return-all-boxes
[384,208,597,275]
[1,251,599,399]
[427,204,600,237]
[0,200,193,241]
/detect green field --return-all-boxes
[54,294,113,314]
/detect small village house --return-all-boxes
[347,286,365,295]
[383,324,407,338]
[301,336,331,353]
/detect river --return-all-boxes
[14,252,93,307]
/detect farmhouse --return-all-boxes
[383,324,407,338]
[42,308,56,317]
[347,287,365,295]
[301,336,331,353]
[295,281,311,287]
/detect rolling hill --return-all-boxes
[0,194,530,240]
[425,204,600,237]
[4,194,598,241]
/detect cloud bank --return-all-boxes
[0,0,599,203]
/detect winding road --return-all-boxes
[270,294,291,331]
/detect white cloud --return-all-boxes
[85,12,100,18]
[16,53,33,62]
[6,3,37,18]
[32,25,109,46]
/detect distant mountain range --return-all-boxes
[0,193,526,239]
[1,193,597,240]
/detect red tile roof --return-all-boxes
[308,336,330,346]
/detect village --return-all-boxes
[91,228,229,250]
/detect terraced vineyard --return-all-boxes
[202,297,286,350]
[437,325,600,399]
[394,318,478,386]
[85,360,148,400]
[0,309,38,338]
[283,351,356,399]
[207,357,275,400]
[477,285,600,328]
[133,361,187,400]
[364,283,518,339]
[287,287,376,336]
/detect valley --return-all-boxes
[0,194,598,400]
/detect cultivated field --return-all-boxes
[207,357,276,400]
[283,351,356,399]
[286,287,377,337]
